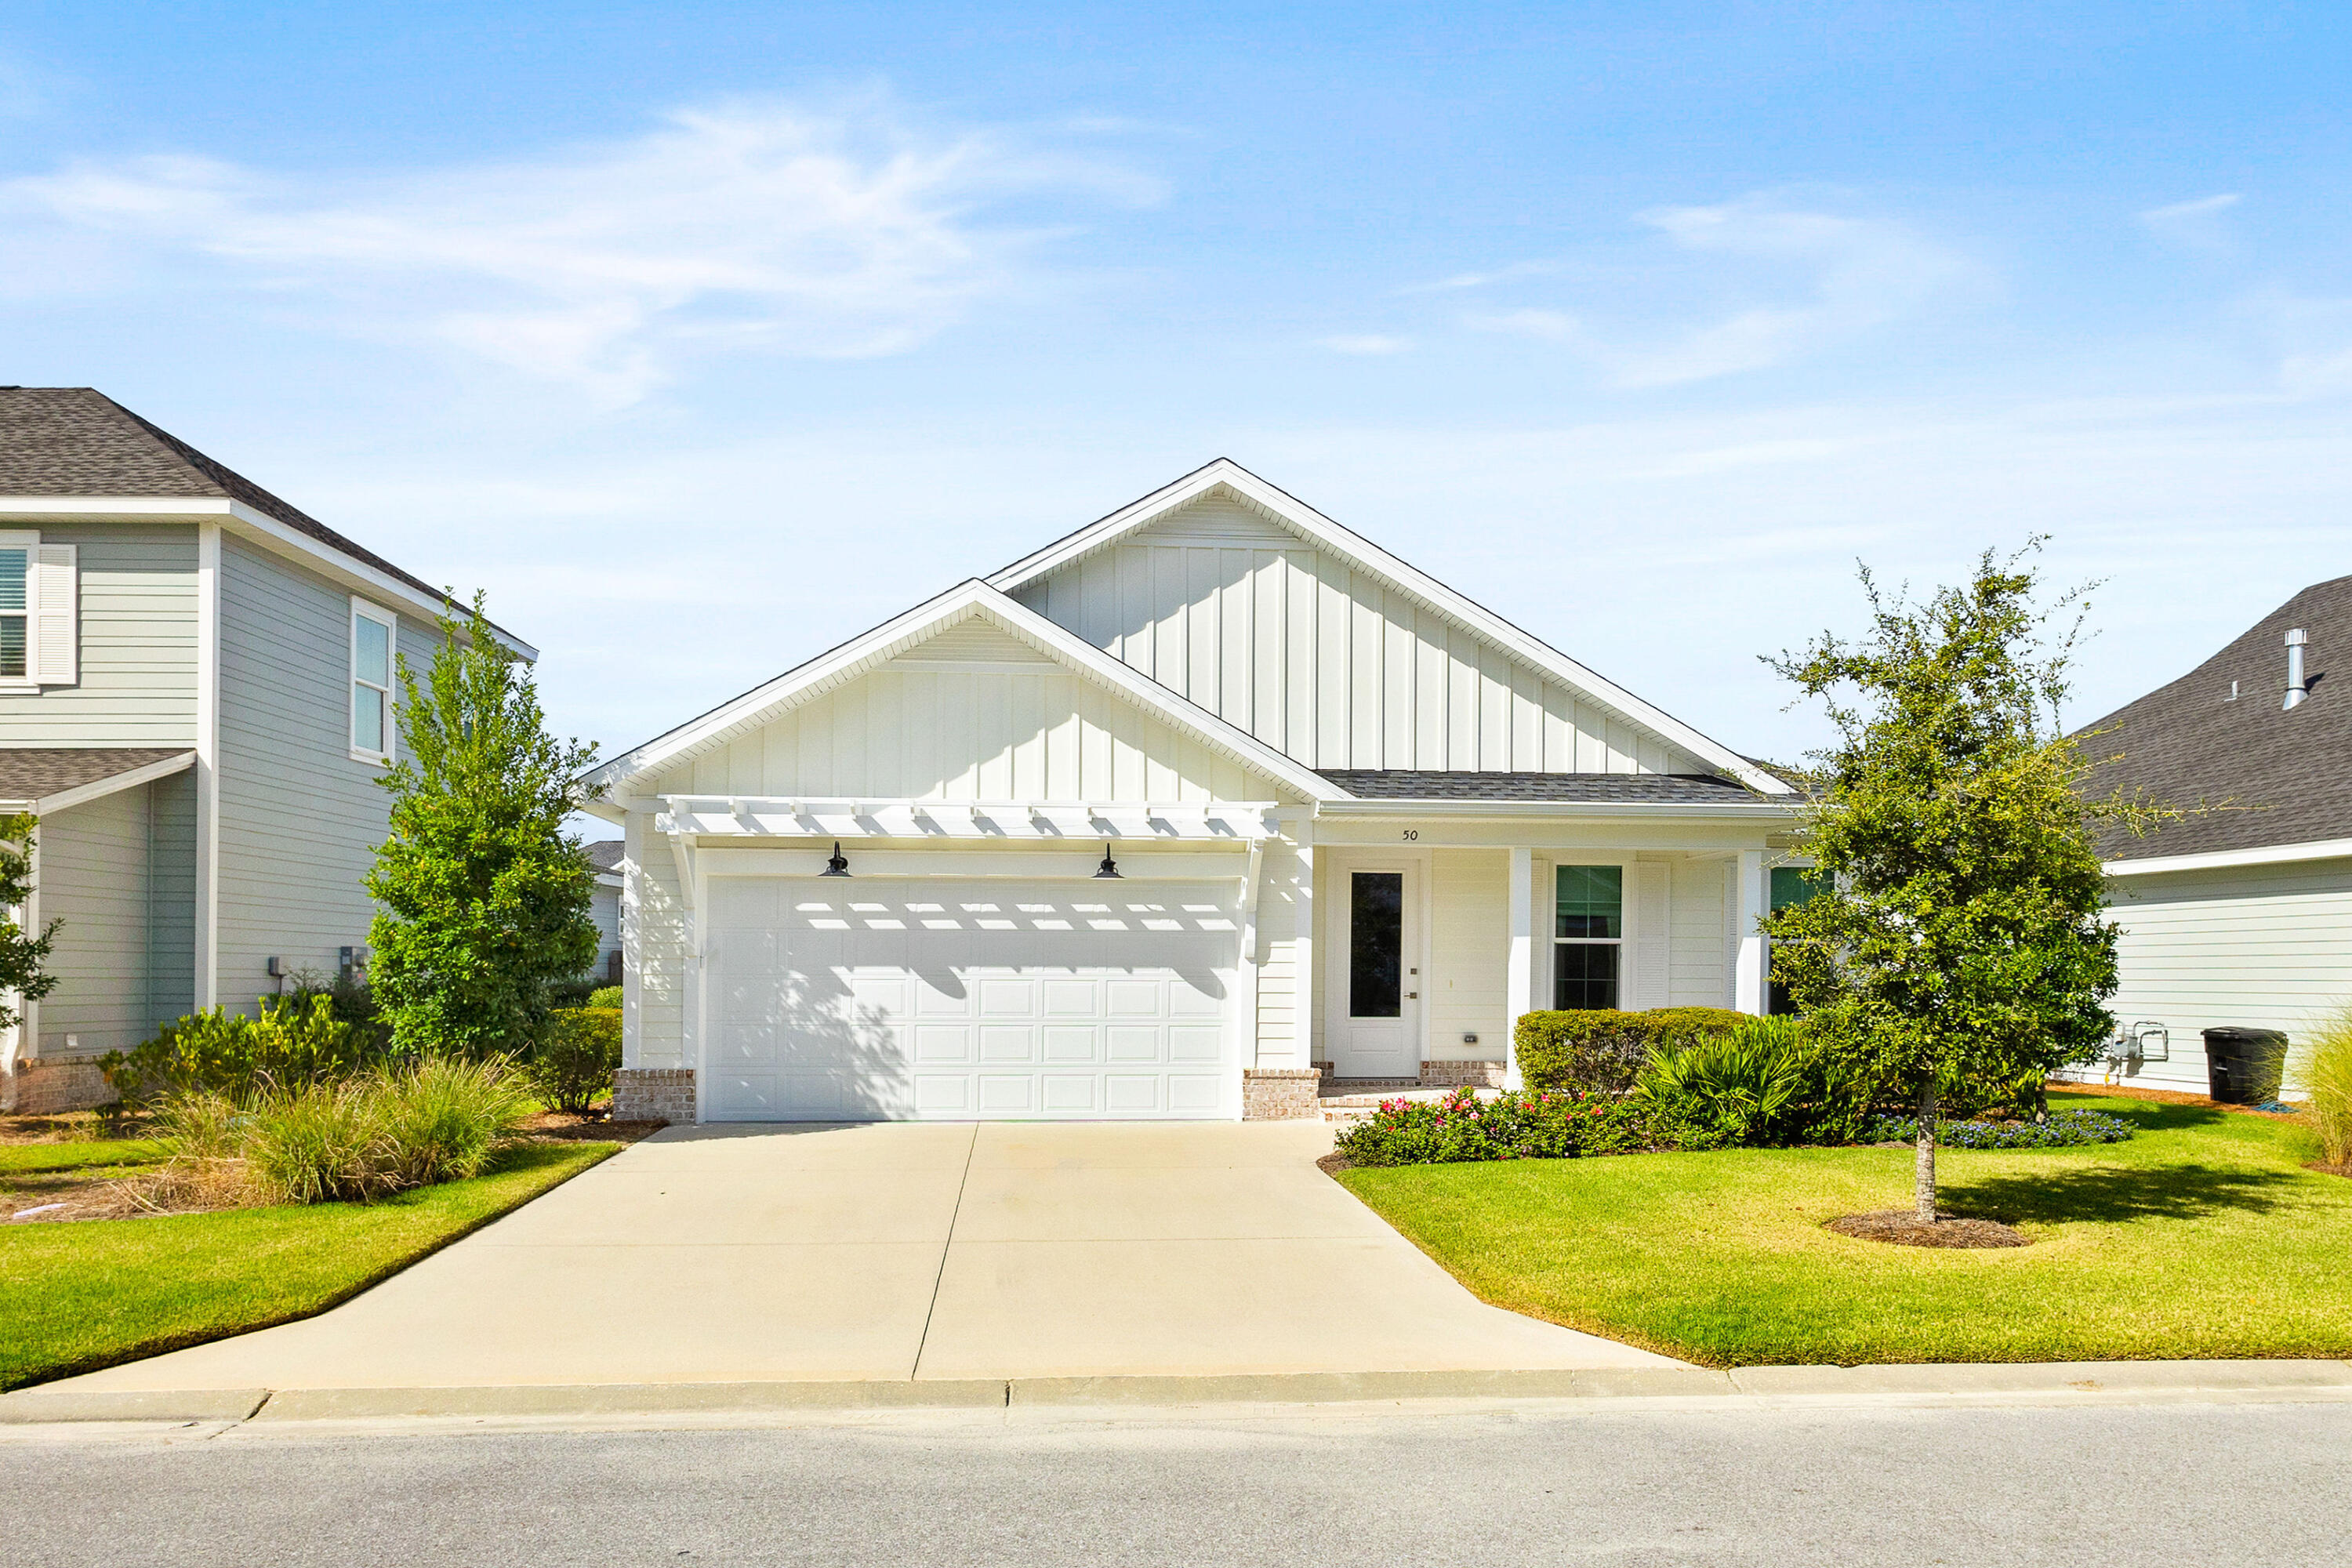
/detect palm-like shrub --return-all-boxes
[1635,1017,1810,1148]
[2303,1007,2352,1167]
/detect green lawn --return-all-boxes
[1337,1093,2350,1367]
[0,1141,619,1391]
[0,1139,167,1177]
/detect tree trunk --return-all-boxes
[1915,1078,1938,1222]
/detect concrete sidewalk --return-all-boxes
[13,1120,1673,1410]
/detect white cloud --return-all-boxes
[1319,333,1411,354]
[1452,194,1980,387]
[1613,197,1981,386]
[2139,191,2241,255]
[1398,260,1560,294]
[0,100,1158,404]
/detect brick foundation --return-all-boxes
[1417,1059,1507,1090]
[2,1055,117,1116]
[612,1068,696,1124]
[1242,1067,1323,1120]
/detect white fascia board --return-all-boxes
[0,495,536,660]
[1317,796,1797,822]
[7,750,198,816]
[986,459,1790,796]
[2105,837,2352,877]
[582,578,1343,804]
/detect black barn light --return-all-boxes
[1094,843,1123,879]
[821,841,851,877]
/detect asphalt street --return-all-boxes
[6,1399,2346,1566]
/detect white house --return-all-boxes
[586,461,1798,1123]
[2078,573,2352,1098]
[586,839,623,985]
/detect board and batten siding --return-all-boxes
[652,619,1287,805]
[32,781,158,1058]
[212,539,429,1012]
[1428,848,1508,1060]
[0,522,198,746]
[1012,493,1710,775]
[2089,857,2352,1095]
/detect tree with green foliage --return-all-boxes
[365,595,601,1057]
[1764,546,2155,1221]
[0,812,60,1037]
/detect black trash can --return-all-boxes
[2202,1027,2289,1105]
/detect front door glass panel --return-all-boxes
[1349,871,1403,1018]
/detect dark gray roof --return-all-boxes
[584,839,626,874]
[1319,770,1770,804]
[0,387,452,609]
[0,748,191,804]
[2082,574,2352,860]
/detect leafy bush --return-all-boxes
[527,1007,621,1113]
[1516,1007,1749,1094]
[2300,1006,2352,1167]
[1335,1087,1650,1167]
[586,985,622,1011]
[156,1057,531,1205]
[99,995,395,1105]
[1864,1108,2135,1149]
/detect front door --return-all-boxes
[1327,861,1420,1079]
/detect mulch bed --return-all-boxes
[2051,1082,2300,1120]
[2306,1162,2352,1180]
[1825,1210,2032,1249]
[515,1109,664,1144]
[1316,1152,1353,1177]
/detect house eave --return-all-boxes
[1314,796,1799,822]
[2104,836,2352,877]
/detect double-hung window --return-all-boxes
[1766,865,1826,1015]
[350,600,397,764]
[1553,865,1623,1011]
[0,531,75,689]
[0,545,25,681]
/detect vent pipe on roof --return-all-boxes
[2284,628,2310,710]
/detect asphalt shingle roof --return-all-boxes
[2081,574,2352,860]
[0,748,191,804]
[1318,769,1767,804]
[584,840,626,874]
[0,387,453,609]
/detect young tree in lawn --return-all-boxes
[365,595,601,1057]
[0,812,60,1040]
[1764,546,2143,1221]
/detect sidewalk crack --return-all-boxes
[910,1123,978,1381]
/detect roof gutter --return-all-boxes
[2106,835,2352,877]
[1316,796,1798,821]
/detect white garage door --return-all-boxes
[702,877,1243,1121]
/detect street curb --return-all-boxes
[7,1360,2351,1426]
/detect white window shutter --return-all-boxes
[1629,862,1671,1009]
[31,543,76,687]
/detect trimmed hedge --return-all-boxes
[1515,1007,1749,1094]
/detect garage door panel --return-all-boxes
[701,876,1240,1121]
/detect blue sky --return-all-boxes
[5,3,2350,789]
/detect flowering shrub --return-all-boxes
[1334,1087,1650,1167]
[1864,1108,2135,1149]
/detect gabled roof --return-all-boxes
[988,458,1791,795]
[2083,573,2352,862]
[581,579,1342,807]
[0,387,530,655]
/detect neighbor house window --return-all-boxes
[0,546,25,681]
[350,600,396,762]
[1766,865,1827,1015]
[1554,865,1622,1011]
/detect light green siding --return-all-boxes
[212,539,430,1012]
[0,523,198,746]
[2092,858,2352,1097]
[34,782,160,1057]
[147,764,197,1026]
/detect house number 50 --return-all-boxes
[1401,829,1419,840]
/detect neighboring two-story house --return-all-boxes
[0,387,533,1113]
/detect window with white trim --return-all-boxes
[350,600,397,763]
[0,542,25,681]
[1553,864,1623,1011]
[0,530,77,689]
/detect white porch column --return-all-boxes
[1505,844,1533,1091]
[1733,848,1768,1014]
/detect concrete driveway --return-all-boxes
[55,1121,1676,1394]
